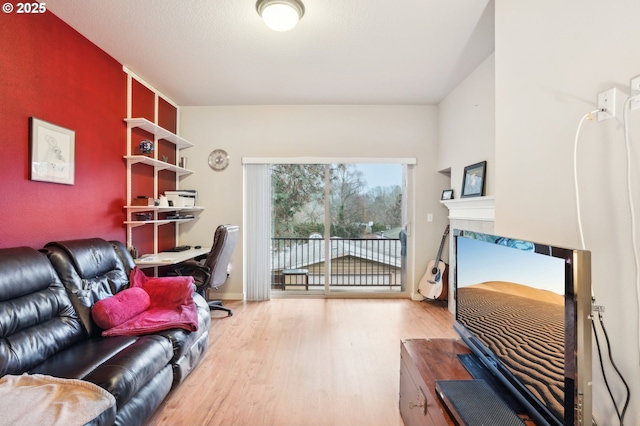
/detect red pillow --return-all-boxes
[130,267,195,309]
[92,287,150,330]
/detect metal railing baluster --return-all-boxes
[271,237,401,291]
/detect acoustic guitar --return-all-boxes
[418,225,449,301]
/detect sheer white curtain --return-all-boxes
[243,164,272,301]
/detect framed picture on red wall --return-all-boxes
[29,117,75,185]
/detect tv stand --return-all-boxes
[399,339,534,425]
[400,338,472,425]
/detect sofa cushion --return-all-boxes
[50,238,121,282]
[0,247,85,376]
[29,336,138,379]
[82,335,173,409]
[44,239,131,337]
[30,334,173,410]
[109,240,136,276]
[0,247,57,300]
[92,288,150,330]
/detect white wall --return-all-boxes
[178,105,448,300]
[496,0,640,423]
[438,53,496,197]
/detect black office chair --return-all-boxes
[169,224,239,316]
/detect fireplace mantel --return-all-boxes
[439,196,495,310]
[440,196,496,312]
[441,196,495,221]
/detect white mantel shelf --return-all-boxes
[441,196,495,221]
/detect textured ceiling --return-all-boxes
[47,0,494,106]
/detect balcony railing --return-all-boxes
[271,237,402,291]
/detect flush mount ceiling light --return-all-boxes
[256,0,305,32]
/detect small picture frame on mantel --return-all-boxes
[441,189,454,200]
[461,161,486,198]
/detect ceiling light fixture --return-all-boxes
[256,0,305,32]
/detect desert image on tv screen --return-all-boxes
[456,235,565,421]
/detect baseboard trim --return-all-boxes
[206,291,244,301]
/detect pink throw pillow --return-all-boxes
[129,267,194,309]
[92,287,150,330]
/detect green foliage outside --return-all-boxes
[371,222,386,234]
[271,164,324,238]
[271,164,402,239]
[293,222,324,237]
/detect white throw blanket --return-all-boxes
[0,374,115,426]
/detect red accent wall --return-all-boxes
[132,80,155,123]
[158,97,177,133]
[0,12,126,249]
[157,97,178,252]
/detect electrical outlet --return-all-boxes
[630,75,640,111]
[597,88,617,121]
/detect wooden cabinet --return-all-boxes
[399,339,472,425]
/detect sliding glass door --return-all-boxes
[270,163,405,295]
[327,163,404,293]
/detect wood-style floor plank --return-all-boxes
[147,298,456,426]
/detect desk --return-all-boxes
[135,247,211,267]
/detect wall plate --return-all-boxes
[597,88,617,121]
[631,75,640,111]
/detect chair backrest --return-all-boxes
[204,225,239,289]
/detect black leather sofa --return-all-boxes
[0,238,211,426]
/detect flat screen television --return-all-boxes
[453,229,592,425]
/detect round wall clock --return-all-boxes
[208,149,230,171]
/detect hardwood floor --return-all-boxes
[147,298,457,426]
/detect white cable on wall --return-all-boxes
[574,107,633,425]
[573,109,599,251]
[575,103,640,334]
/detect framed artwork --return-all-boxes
[441,189,454,200]
[30,117,75,185]
[461,161,486,198]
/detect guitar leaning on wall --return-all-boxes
[418,225,450,301]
